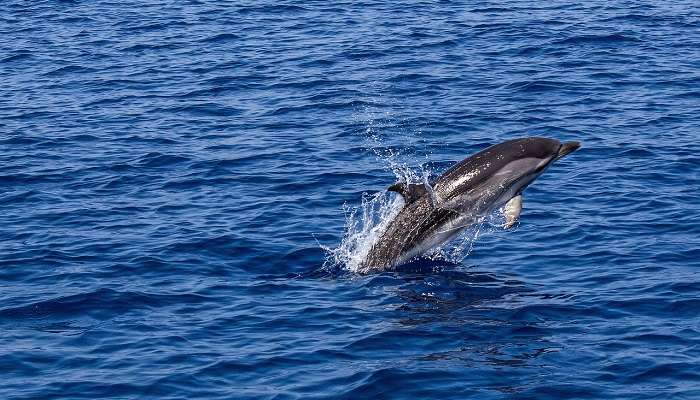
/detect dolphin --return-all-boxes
[358,137,580,273]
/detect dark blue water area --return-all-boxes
[2,1,700,399]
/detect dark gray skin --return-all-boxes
[358,137,580,273]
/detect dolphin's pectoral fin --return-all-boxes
[388,182,427,204]
[503,195,523,229]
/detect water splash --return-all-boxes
[356,101,423,182]
[322,98,424,272]
[323,99,506,273]
[323,191,507,273]
[323,191,405,272]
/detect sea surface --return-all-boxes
[2,1,700,399]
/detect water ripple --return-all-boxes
[2,1,700,399]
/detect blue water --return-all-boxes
[2,1,700,399]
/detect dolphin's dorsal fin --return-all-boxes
[388,182,428,204]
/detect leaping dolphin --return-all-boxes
[358,137,580,273]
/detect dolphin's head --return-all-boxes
[522,137,581,172]
[517,137,580,159]
[485,137,582,197]
[435,137,581,202]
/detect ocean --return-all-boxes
[2,1,700,399]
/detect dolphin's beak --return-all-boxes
[556,141,581,160]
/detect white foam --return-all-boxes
[323,191,405,272]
